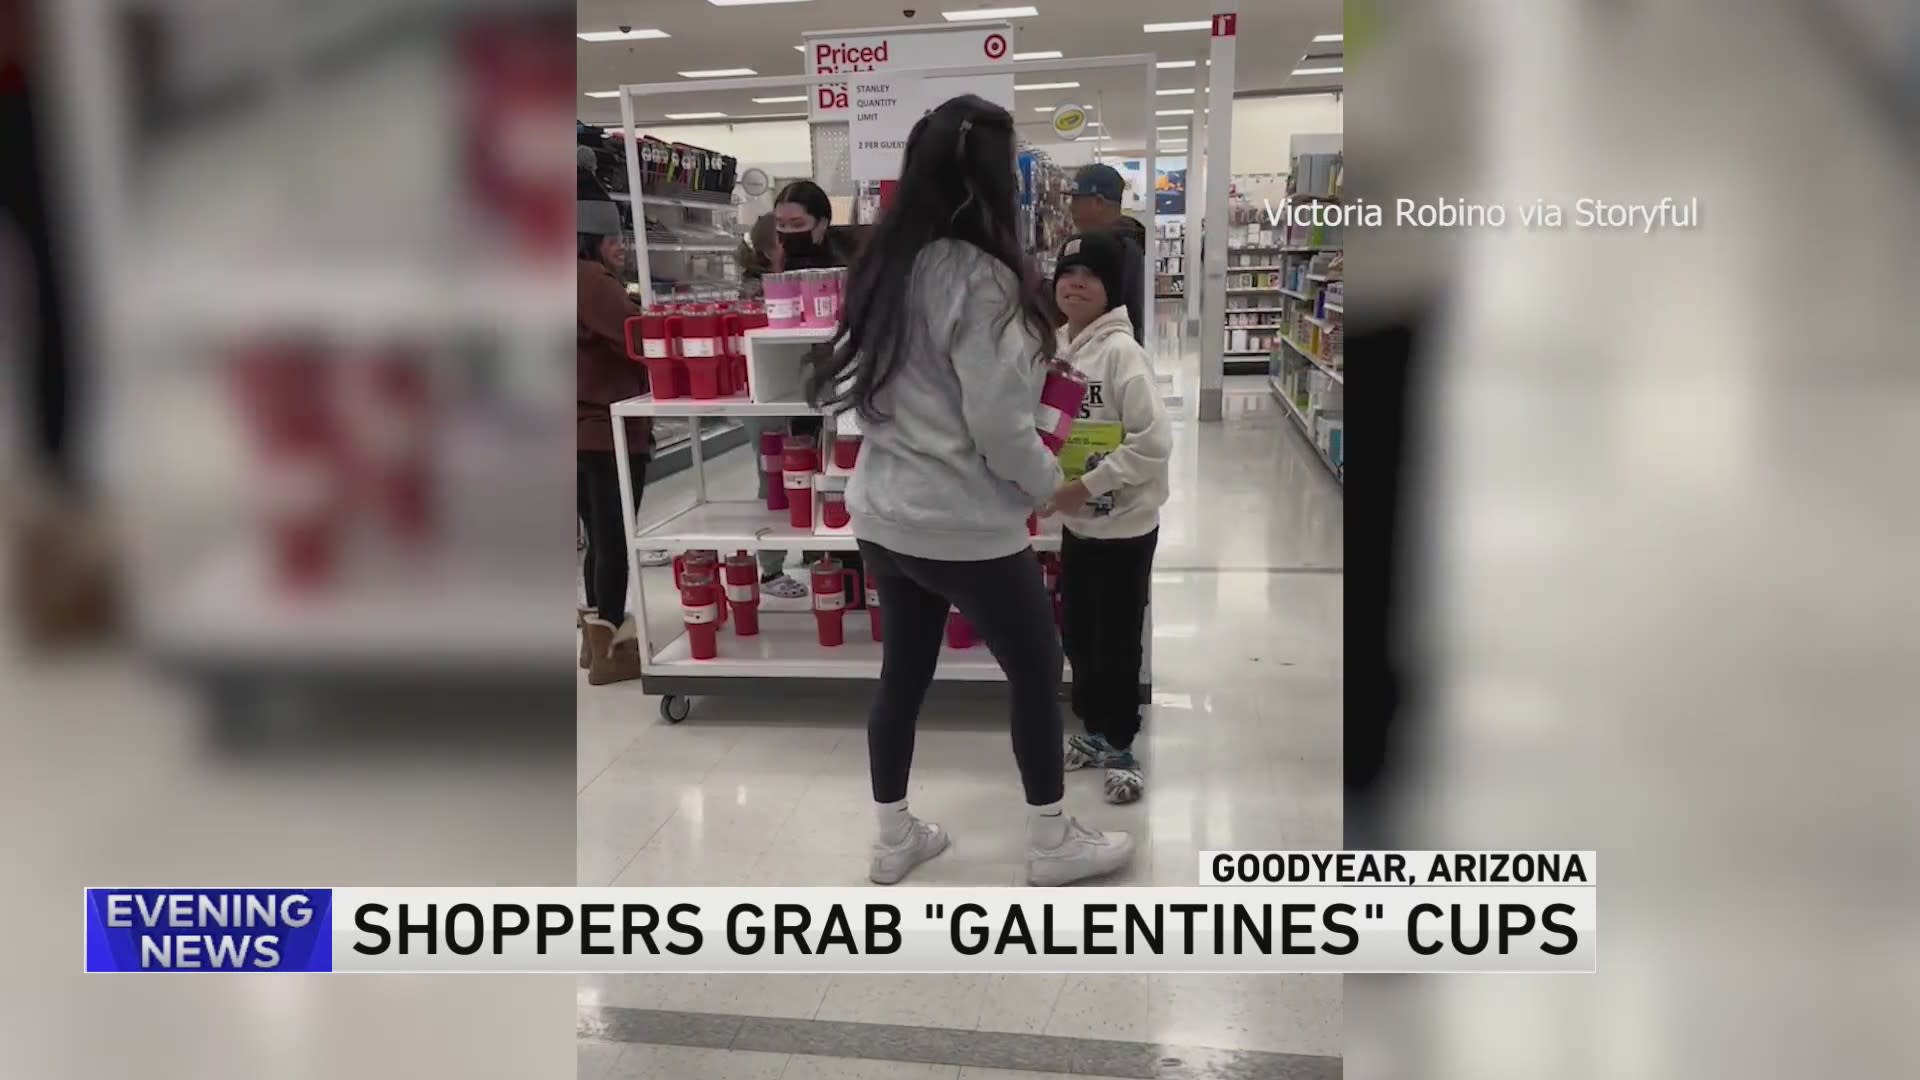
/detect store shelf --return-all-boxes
[1226,324,1283,331]
[1271,378,1343,485]
[1284,245,1341,253]
[652,241,736,253]
[635,500,1061,553]
[1279,287,1313,300]
[1224,349,1271,357]
[1306,273,1335,282]
[1223,358,1270,376]
[1305,314,1334,331]
[1226,306,1284,314]
[1323,300,1343,314]
[1227,287,1283,294]
[1154,293,1186,300]
[613,393,820,418]
[748,326,837,344]
[1229,265,1285,272]
[644,612,1068,682]
[1282,336,1344,383]
[614,191,735,211]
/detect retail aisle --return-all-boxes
[577,376,1343,1077]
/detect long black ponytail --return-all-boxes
[803,94,1054,419]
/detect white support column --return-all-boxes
[619,90,654,306]
[1184,110,1207,335]
[1198,4,1238,422]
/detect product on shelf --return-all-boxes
[723,552,761,637]
[765,272,804,328]
[945,607,976,649]
[811,558,853,647]
[832,433,861,469]
[679,569,721,660]
[759,430,789,512]
[821,489,850,530]
[783,438,818,528]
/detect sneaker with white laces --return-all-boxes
[869,817,950,885]
[1027,817,1135,886]
[637,549,673,568]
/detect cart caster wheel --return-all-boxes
[660,695,692,724]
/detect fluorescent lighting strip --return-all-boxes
[942,6,1037,21]
[584,91,621,99]
[677,68,757,78]
[1155,108,1194,116]
[578,29,669,42]
[1014,50,1062,60]
[664,112,728,120]
[1156,88,1194,96]
[1143,20,1211,32]
[1293,66,1344,75]
[706,0,812,5]
[1314,33,1344,42]
[1155,60,1195,69]
[752,96,808,103]
[1015,81,1080,91]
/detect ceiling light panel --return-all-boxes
[942,6,1038,21]
[1155,60,1196,69]
[1143,20,1211,32]
[678,68,757,78]
[1293,66,1344,75]
[1014,81,1080,91]
[578,29,669,42]
[664,112,728,120]
[1314,33,1344,42]
[1156,88,1194,96]
[1014,50,1062,60]
[752,96,807,103]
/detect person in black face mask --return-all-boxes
[737,179,858,598]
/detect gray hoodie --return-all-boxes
[846,239,1063,561]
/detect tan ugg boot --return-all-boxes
[583,615,642,685]
[578,605,593,670]
[11,492,122,649]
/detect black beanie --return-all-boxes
[1054,230,1129,313]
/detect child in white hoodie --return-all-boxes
[1046,231,1173,804]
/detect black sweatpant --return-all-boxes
[857,540,1064,807]
[1060,527,1157,751]
[578,450,648,625]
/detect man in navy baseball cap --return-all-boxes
[1067,164,1146,343]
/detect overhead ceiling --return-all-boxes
[576,0,1343,152]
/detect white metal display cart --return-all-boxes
[611,329,1155,721]
[611,53,1162,722]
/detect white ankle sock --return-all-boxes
[1028,801,1069,849]
[875,799,912,845]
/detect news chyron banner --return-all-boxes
[84,851,1594,974]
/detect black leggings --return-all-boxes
[1061,527,1157,751]
[858,540,1065,807]
[578,451,647,625]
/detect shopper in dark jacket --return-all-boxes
[577,189,651,685]
[1067,164,1148,343]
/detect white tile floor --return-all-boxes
[577,375,1343,1064]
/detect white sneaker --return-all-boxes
[638,549,672,568]
[869,818,950,885]
[1026,818,1135,886]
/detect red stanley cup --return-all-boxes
[783,438,818,529]
[832,434,861,470]
[1037,366,1087,453]
[810,558,852,646]
[722,552,761,636]
[946,607,976,649]
[680,307,725,399]
[760,430,788,511]
[866,576,883,641]
[821,490,850,529]
[680,571,721,659]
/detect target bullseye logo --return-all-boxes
[983,33,1008,59]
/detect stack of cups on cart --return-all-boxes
[623,301,765,401]
[764,268,846,330]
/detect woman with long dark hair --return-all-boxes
[806,95,1133,887]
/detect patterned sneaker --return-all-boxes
[1103,751,1143,804]
[760,573,810,600]
[1065,733,1117,770]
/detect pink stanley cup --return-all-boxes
[1036,366,1087,453]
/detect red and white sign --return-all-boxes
[804,23,1015,121]
[1212,14,1238,37]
